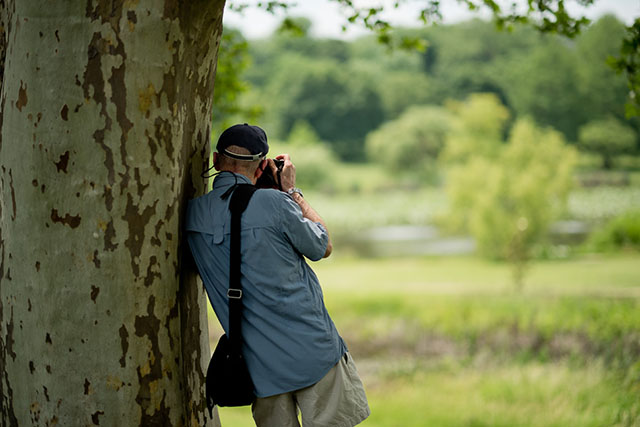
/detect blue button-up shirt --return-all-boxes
[185,172,346,397]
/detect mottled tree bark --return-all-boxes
[0,1,224,425]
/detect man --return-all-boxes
[185,124,370,426]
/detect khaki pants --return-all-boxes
[252,353,370,427]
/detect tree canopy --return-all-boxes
[229,0,640,115]
[216,14,637,165]
[579,116,638,169]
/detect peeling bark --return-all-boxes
[0,0,224,425]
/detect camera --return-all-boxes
[255,158,284,190]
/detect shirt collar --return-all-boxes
[212,171,253,191]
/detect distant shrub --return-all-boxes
[365,105,452,183]
[268,137,337,192]
[587,211,640,251]
[578,116,637,170]
[445,115,577,289]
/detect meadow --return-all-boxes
[213,254,640,426]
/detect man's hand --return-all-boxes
[270,154,296,192]
[271,154,332,258]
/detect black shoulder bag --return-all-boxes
[206,184,257,415]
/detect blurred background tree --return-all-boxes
[576,15,630,124]
[443,96,577,288]
[578,116,637,169]
[268,120,338,191]
[260,53,385,161]
[212,29,262,135]
[502,40,585,141]
[440,93,510,166]
[365,105,452,184]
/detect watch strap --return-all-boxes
[287,187,304,198]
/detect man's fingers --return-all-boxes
[267,158,278,174]
[275,154,294,170]
[274,154,296,191]
[275,154,292,167]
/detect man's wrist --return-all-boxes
[286,187,304,198]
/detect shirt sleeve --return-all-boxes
[278,194,329,261]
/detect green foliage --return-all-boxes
[587,210,640,252]
[276,16,312,37]
[349,32,425,73]
[286,120,322,146]
[261,53,385,161]
[608,18,640,117]
[456,0,593,38]
[578,116,638,169]
[322,0,639,116]
[445,113,577,287]
[420,20,537,105]
[326,0,596,49]
[348,34,434,120]
[372,71,432,119]
[211,29,261,134]
[440,93,510,165]
[576,15,630,122]
[501,38,585,140]
[365,105,452,182]
[245,32,350,88]
[267,135,337,191]
[233,16,635,165]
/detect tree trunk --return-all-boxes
[0,1,224,425]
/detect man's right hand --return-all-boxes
[272,154,296,192]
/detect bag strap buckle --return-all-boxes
[227,288,243,299]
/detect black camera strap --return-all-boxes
[227,184,257,355]
[204,182,257,415]
[275,166,282,191]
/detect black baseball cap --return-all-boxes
[216,123,268,161]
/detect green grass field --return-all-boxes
[212,253,640,426]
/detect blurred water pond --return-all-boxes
[336,221,590,257]
[337,225,474,257]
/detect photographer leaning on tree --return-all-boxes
[185,123,370,426]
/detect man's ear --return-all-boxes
[254,159,267,180]
[213,152,220,171]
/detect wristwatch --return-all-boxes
[287,187,304,198]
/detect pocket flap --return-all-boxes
[213,225,224,244]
